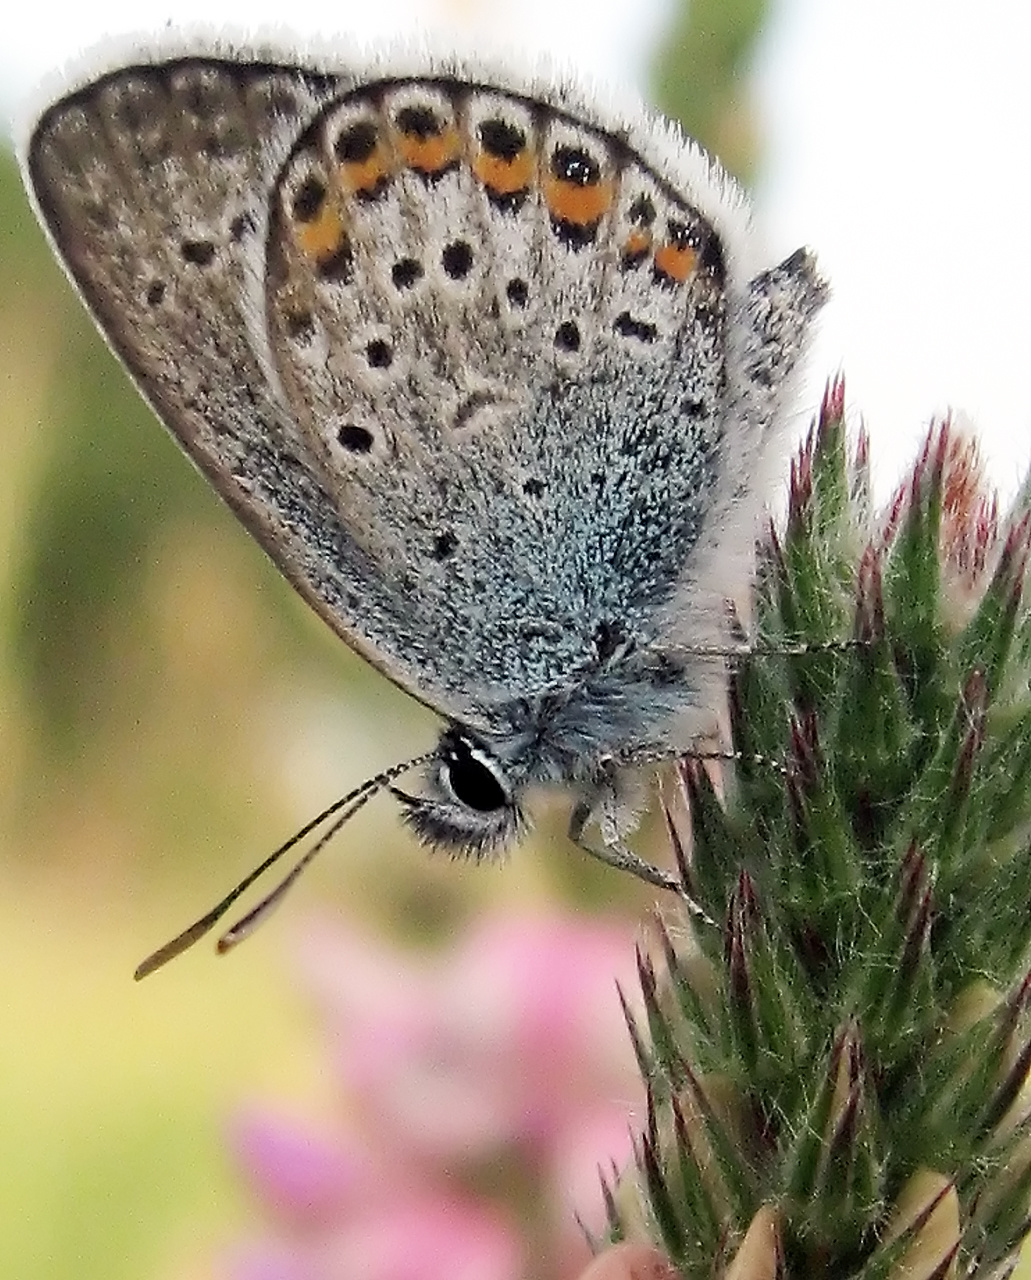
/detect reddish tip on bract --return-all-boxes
[578,1242,679,1280]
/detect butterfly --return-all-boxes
[19,34,826,973]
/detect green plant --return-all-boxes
[608,379,1031,1279]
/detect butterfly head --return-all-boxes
[393,725,527,860]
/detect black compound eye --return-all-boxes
[443,737,508,813]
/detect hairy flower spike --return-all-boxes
[612,382,1031,1278]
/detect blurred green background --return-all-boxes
[0,3,770,1277]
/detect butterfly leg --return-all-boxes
[568,801,717,926]
[568,797,682,893]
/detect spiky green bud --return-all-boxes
[611,380,1031,1279]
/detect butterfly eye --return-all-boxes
[442,734,509,812]
[395,729,523,859]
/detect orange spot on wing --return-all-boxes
[623,229,652,259]
[543,176,613,228]
[397,128,461,175]
[340,145,392,196]
[295,204,348,262]
[473,148,535,195]
[653,242,698,283]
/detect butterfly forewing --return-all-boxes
[26,50,747,729]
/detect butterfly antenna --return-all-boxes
[214,787,375,954]
[134,751,434,980]
[668,637,864,660]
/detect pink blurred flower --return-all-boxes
[225,912,643,1280]
[227,1193,520,1280]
